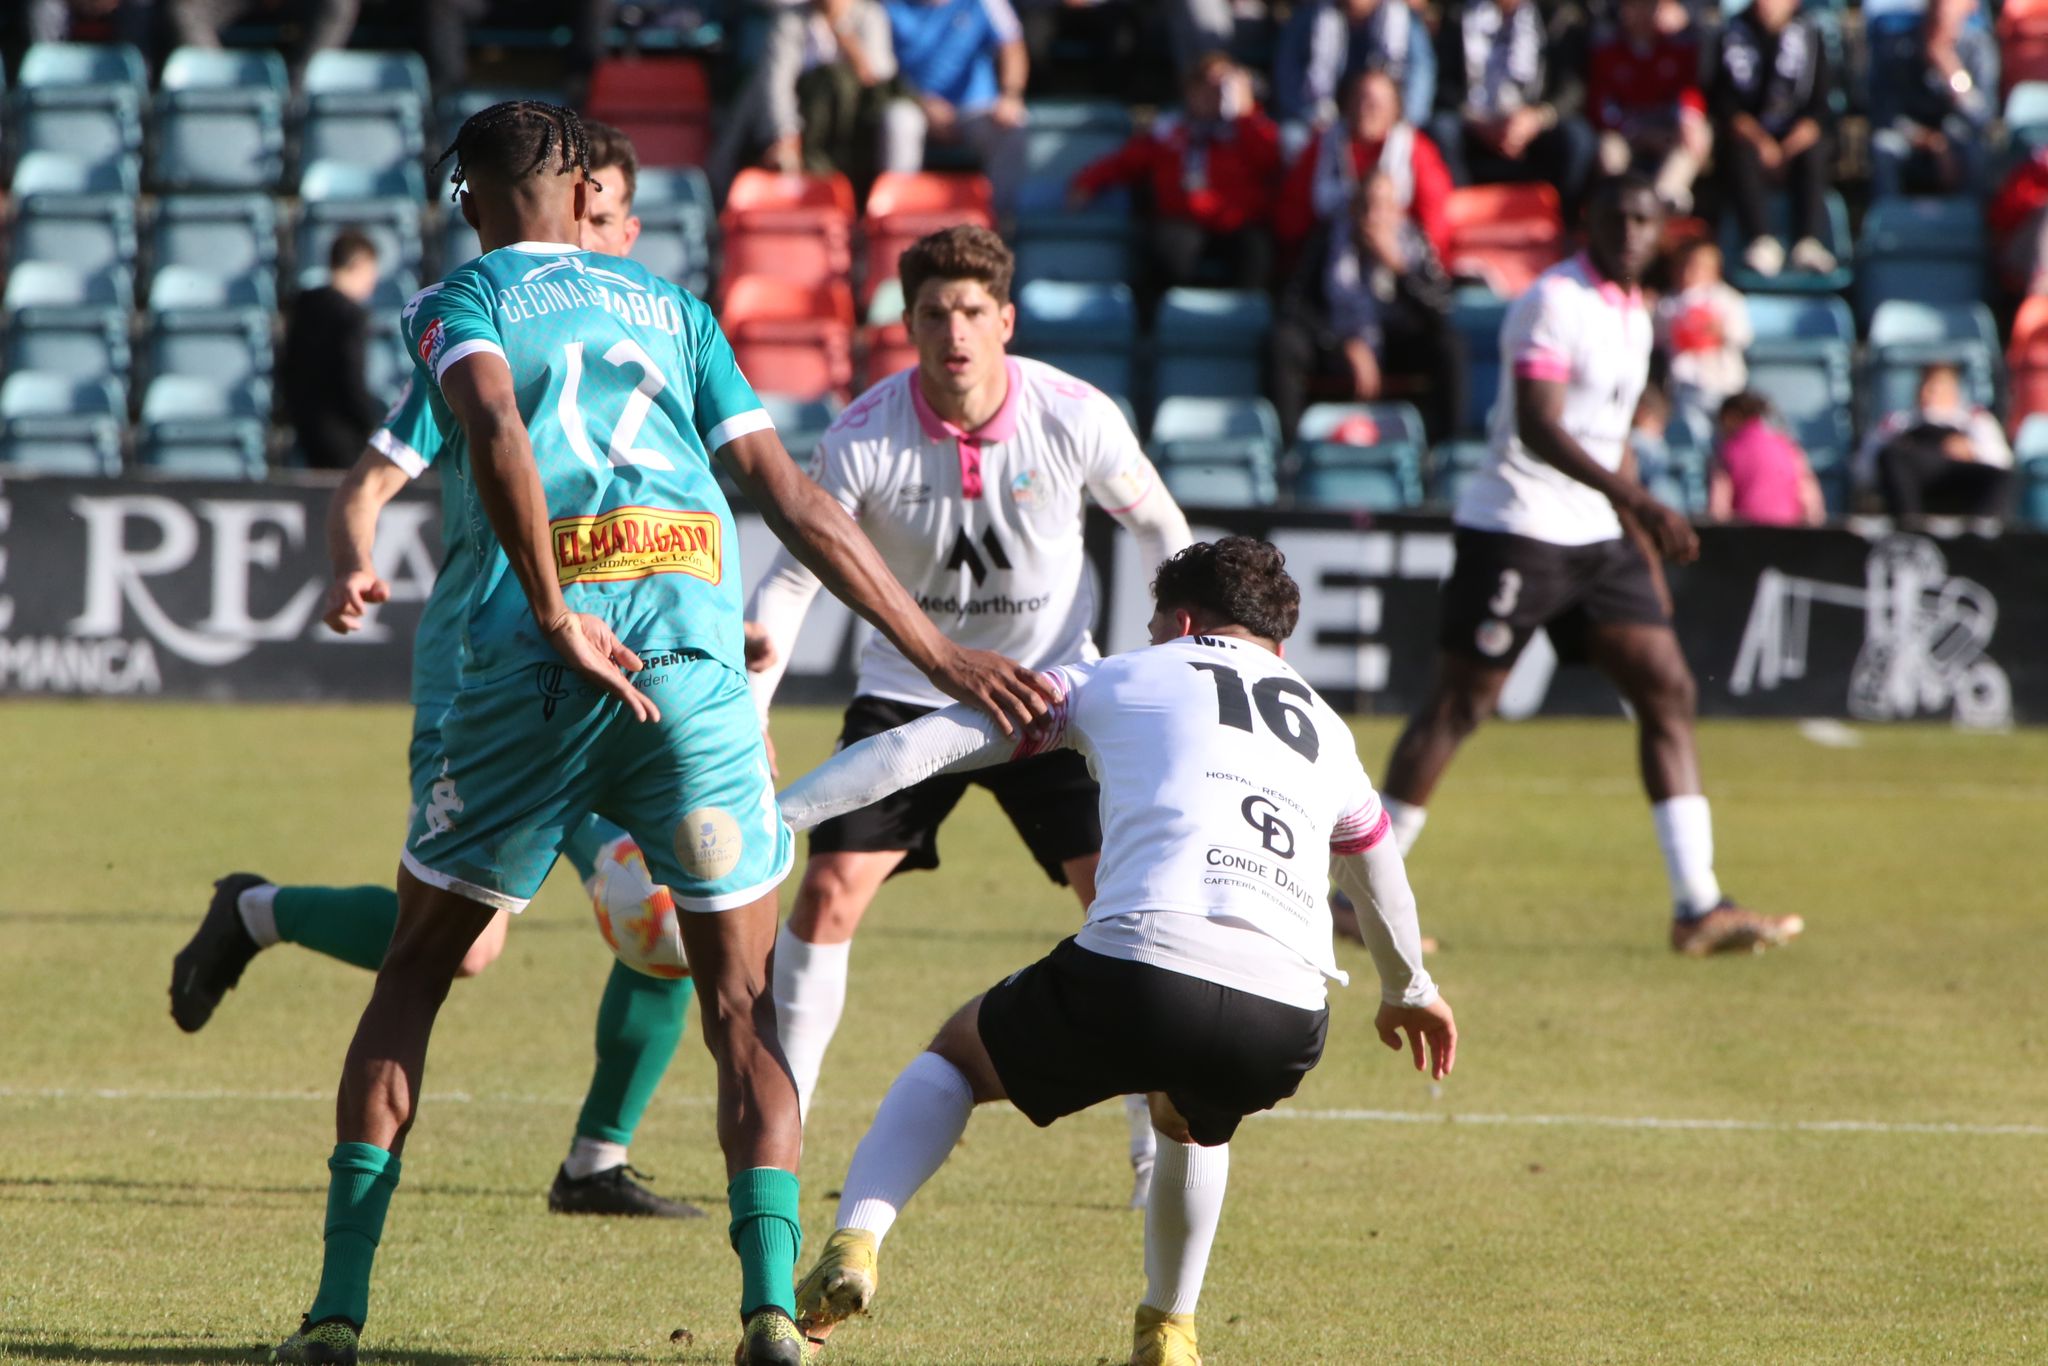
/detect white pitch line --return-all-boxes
[4,1086,2045,1138]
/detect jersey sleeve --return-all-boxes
[366,376,442,478]
[1008,661,1094,761]
[401,272,503,389]
[1327,743,1391,855]
[1504,277,1576,385]
[681,290,775,452]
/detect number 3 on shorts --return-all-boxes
[1488,568,1522,617]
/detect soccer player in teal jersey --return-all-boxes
[170,125,707,1219]
[266,101,1050,1366]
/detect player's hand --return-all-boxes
[322,570,390,634]
[743,621,778,672]
[928,645,1056,736]
[1629,494,1700,564]
[545,612,661,723]
[1376,997,1457,1081]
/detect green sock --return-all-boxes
[273,886,399,971]
[575,961,694,1145]
[728,1167,803,1319]
[560,813,629,885]
[307,1142,401,1329]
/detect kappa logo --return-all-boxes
[945,526,1013,586]
[1239,795,1296,860]
[418,769,465,842]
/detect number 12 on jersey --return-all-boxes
[1188,661,1320,761]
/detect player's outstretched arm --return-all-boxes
[321,448,412,634]
[777,702,1024,832]
[440,353,657,722]
[1516,375,1698,564]
[1331,839,1457,1081]
[719,428,1055,733]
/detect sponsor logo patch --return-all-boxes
[676,806,743,881]
[417,318,446,367]
[1008,470,1041,507]
[551,506,722,586]
[1476,619,1514,658]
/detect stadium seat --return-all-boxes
[1297,400,1427,445]
[302,49,431,101]
[1160,459,1279,507]
[300,99,427,177]
[585,57,713,167]
[2008,80,2048,131]
[1012,233,1132,287]
[151,88,286,191]
[720,169,855,291]
[1720,190,1854,295]
[759,393,843,464]
[1291,402,1427,509]
[1427,437,1490,506]
[1293,460,1416,511]
[18,41,147,93]
[1745,294,1855,346]
[720,276,857,333]
[11,193,138,278]
[3,307,130,381]
[9,148,138,197]
[434,86,555,143]
[151,195,279,280]
[140,373,268,423]
[1025,100,1133,135]
[635,166,714,212]
[160,46,288,94]
[1862,301,2000,429]
[857,323,917,390]
[13,84,143,164]
[146,265,276,315]
[1016,125,1128,233]
[1443,183,1566,296]
[1854,197,1986,325]
[440,214,483,274]
[1867,300,1999,353]
[296,162,425,284]
[1,261,130,312]
[298,157,425,204]
[1151,395,1280,454]
[0,371,124,476]
[146,309,275,389]
[139,418,268,479]
[731,336,853,402]
[860,173,996,299]
[1747,351,1854,471]
[1449,287,1509,436]
[1152,289,1270,404]
[1013,280,1139,400]
[2006,296,2048,434]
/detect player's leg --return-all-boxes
[1133,1094,1226,1366]
[1584,616,1802,954]
[1379,651,1512,852]
[775,848,906,1117]
[547,814,701,1218]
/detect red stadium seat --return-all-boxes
[733,335,854,401]
[724,169,856,225]
[1443,183,1566,297]
[858,173,998,305]
[2003,32,2048,95]
[719,230,852,290]
[585,58,711,167]
[720,170,856,290]
[859,322,917,390]
[720,275,856,332]
[2007,297,2048,435]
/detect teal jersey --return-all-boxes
[368,376,465,714]
[400,241,771,687]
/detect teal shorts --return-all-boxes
[400,652,791,914]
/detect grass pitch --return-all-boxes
[1,701,2044,1365]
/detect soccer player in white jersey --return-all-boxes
[769,537,1455,1366]
[745,224,1193,1194]
[1379,173,1802,956]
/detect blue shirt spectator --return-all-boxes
[886,0,1024,113]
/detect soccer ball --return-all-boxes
[589,836,691,979]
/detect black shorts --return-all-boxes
[806,695,1102,885]
[977,938,1329,1146]
[1438,527,1669,666]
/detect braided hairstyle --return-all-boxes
[434,100,592,199]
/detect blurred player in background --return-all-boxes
[253,101,1048,1366]
[777,538,1455,1366]
[1377,173,1802,957]
[169,123,709,1220]
[744,224,1192,1204]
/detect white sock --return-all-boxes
[1381,798,1427,857]
[836,1051,975,1246]
[563,1136,628,1180]
[1125,1094,1157,1167]
[1652,795,1723,918]
[772,924,852,1118]
[1142,1138,1230,1316]
[236,882,281,948]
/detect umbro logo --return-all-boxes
[945,527,1013,586]
[899,483,934,505]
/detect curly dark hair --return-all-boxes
[898,224,1015,309]
[434,100,590,200]
[1151,537,1301,642]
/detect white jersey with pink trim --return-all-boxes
[749,356,1186,711]
[1035,635,1391,1008]
[1455,254,1654,547]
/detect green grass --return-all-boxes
[1,702,2044,1364]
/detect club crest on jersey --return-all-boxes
[1476,619,1514,658]
[1240,796,1296,859]
[1008,470,1042,507]
[416,318,447,367]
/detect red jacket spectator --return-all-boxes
[1276,123,1452,263]
[1070,110,1283,235]
[1587,33,1705,134]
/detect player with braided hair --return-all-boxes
[267,100,1052,1366]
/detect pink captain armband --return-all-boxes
[1330,805,1391,856]
[1514,349,1572,383]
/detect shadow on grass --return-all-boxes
[0,1339,637,1366]
[0,1176,622,1204]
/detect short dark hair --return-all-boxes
[434,99,590,198]
[584,118,638,210]
[328,227,378,273]
[899,224,1015,309]
[1718,390,1772,426]
[1152,537,1301,642]
[1590,170,1661,213]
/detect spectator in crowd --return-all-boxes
[1277,68,1452,264]
[171,0,360,76]
[1015,0,1137,88]
[1272,0,1435,129]
[1168,0,1235,80]
[1653,238,1751,438]
[881,0,1030,214]
[283,229,384,472]
[1068,52,1281,296]
[1855,363,2013,519]
[1270,169,1464,444]
[1990,145,2048,297]
[1866,0,1998,198]
[1587,0,1709,213]
[421,0,616,98]
[1428,0,1595,211]
[1709,392,1825,526]
[750,0,899,185]
[1709,0,1835,278]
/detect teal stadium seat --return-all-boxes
[1861,301,1999,430]
[1721,190,1854,295]
[1013,235,1132,287]
[0,371,124,475]
[14,84,143,164]
[1427,437,1490,506]
[300,99,426,177]
[1149,396,1281,507]
[146,309,274,389]
[2015,416,2048,529]
[301,49,431,102]
[160,46,288,94]
[18,41,147,92]
[631,168,715,296]
[3,308,130,381]
[1291,402,1426,509]
[1855,197,1987,326]
[9,148,138,197]
[1013,280,1138,402]
[759,394,843,464]
[12,193,137,279]
[1449,287,1509,436]
[1,260,131,312]
[152,195,278,280]
[1153,289,1270,405]
[147,265,276,315]
[297,161,425,284]
[151,87,285,191]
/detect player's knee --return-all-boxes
[794,865,875,940]
[1640,661,1698,725]
[1431,686,1491,740]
